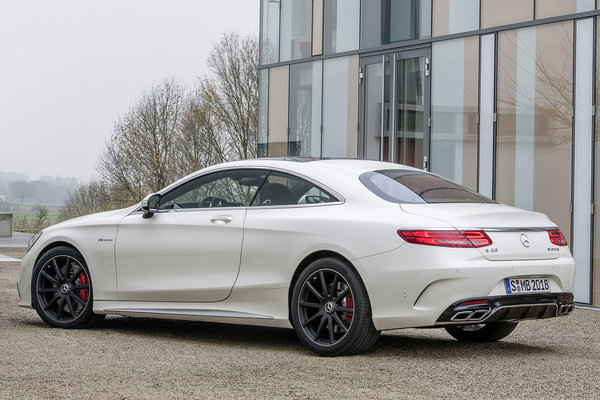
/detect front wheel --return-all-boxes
[445,322,518,342]
[31,246,104,328]
[291,257,380,356]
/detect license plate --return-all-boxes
[505,277,550,294]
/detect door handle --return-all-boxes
[210,215,233,224]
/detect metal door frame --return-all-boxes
[359,47,431,169]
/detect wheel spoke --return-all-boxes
[299,300,321,309]
[38,287,59,293]
[302,311,322,327]
[68,265,83,284]
[319,271,328,296]
[56,298,65,320]
[334,286,350,302]
[52,259,64,281]
[41,271,59,285]
[314,316,327,341]
[306,282,324,301]
[43,294,60,310]
[334,306,353,313]
[329,274,339,297]
[70,292,87,307]
[333,313,349,333]
[65,297,76,317]
[70,284,89,290]
[328,316,335,344]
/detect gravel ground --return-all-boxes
[1,247,599,399]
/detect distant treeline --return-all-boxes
[0,172,79,207]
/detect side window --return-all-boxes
[159,170,268,209]
[252,171,338,206]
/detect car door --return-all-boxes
[115,169,268,302]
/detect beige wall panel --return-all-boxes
[535,0,576,19]
[432,0,450,37]
[496,29,518,206]
[312,0,324,56]
[462,35,479,191]
[481,0,533,28]
[268,66,289,157]
[533,22,573,244]
[346,55,359,158]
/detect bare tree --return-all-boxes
[9,180,32,204]
[99,79,186,204]
[199,32,259,161]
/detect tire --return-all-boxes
[445,322,518,343]
[31,246,104,329]
[291,257,380,356]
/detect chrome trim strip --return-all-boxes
[103,308,273,320]
[479,227,557,232]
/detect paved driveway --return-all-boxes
[1,247,598,399]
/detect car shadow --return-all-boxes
[89,316,553,358]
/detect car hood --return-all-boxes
[44,205,139,231]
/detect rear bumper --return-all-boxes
[434,292,574,326]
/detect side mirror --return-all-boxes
[141,193,161,219]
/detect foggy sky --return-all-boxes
[0,0,259,182]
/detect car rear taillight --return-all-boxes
[397,230,492,248]
[548,229,567,246]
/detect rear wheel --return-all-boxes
[445,322,518,342]
[32,246,104,328]
[291,257,380,356]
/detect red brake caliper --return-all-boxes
[344,294,353,321]
[78,272,89,302]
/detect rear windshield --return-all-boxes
[360,169,495,204]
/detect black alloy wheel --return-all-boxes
[32,246,104,328]
[445,321,518,342]
[291,257,380,356]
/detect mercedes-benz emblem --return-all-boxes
[60,283,72,294]
[324,301,335,314]
[520,234,530,248]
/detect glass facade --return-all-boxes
[260,0,280,64]
[496,22,573,243]
[258,1,600,304]
[288,62,322,157]
[280,0,312,62]
[324,0,360,54]
[432,0,479,36]
[431,36,478,190]
[361,0,431,48]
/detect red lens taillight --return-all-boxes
[548,229,567,246]
[397,230,492,248]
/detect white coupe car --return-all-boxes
[17,158,575,356]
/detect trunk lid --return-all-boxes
[400,203,561,261]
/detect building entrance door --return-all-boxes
[360,48,431,169]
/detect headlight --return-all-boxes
[27,231,43,253]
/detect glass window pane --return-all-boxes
[594,17,600,305]
[432,0,479,37]
[361,0,431,49]
[258,69,269,157]
[535,0,594,19]
[322,57,348,157]
[289,61,322,157]
[479,34,495,198]
[481,0,533,28]
[324,0,360,54]
[280,0,312,61]
[260,0,280,64]
[496,22,573,243]
[364,61,384,160]
[253,171,338,206]
[431,36,479,191]
[160,170,268,209]
[573,18,594,303]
